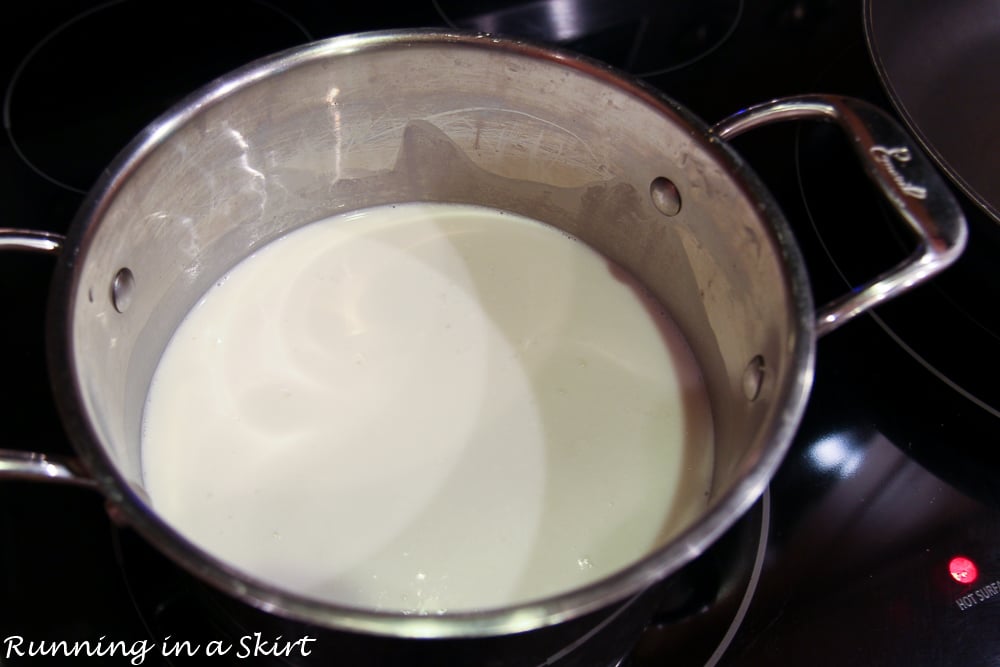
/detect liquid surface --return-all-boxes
[141,202,714,613]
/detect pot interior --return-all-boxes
[59,32,811,627]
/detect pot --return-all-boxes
[0,30,966,639]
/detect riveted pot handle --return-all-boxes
[0,228,96,489]
[711,94,968,337]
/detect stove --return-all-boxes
[2,1,998,665]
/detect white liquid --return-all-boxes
[141,202,714,613]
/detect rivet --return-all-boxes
[742,355,765,401]
[111,268,135,314]
[650,176,682,216]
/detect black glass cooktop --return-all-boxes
[2,1,997,665]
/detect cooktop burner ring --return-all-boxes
[786,32,1000,429]
[793,123,1000,423]
[430,0,744,78]
[107,492,769,666]
[702,489,768,667]
[2,0,313,195]
[791,99,1000,508]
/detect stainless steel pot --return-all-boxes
[0,30,966,638]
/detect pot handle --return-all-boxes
[711,94,968,337]
[0,228,96,489]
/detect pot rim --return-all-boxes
[45,28,816,638]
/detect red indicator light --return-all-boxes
[948,556,979,584]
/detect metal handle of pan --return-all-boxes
[0,229,96,488]
[711,94,968,338]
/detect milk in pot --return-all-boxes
[141,202,714,614]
